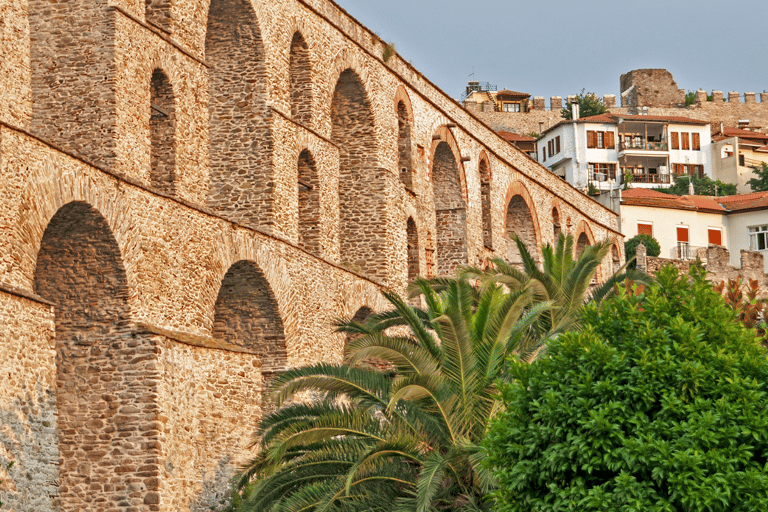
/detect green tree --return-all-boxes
[561,89,609,120]
[232,275,550,512]
[484,265,768,512]
[462,234,648,350]
[747,162,768,192]
[657,175,736,196]
[684,90,696,106]
[624,234,660,268]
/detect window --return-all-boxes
[692,132,700,150]
[597,132,604,148]
[588,162,617,181]
[671,132,679,150]
[637,222,653,237]
[673,163,703,177]
[676,226,689,243]
[681,132,690,150]
[542,146,547,162]
[708,228,722,246]
[547,136,561,158]
[555,135,561,154]
[503,102,521,112]
[749,225,768,251]
[605,131,615,149]
[587,130,614,149]
[587,130,596,148]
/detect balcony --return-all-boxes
[619,141,668,152]
[673,243,705,260]
[631,173,672,184]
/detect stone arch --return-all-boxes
[149,68,177,195]
[331,68,387,278]
[33,201,156,510]
[290,31,313,125]
[478,151,493,249]
[575,220,595,258]
[504,182,541,265]
[611,243,621,274]
[205,0,273,229]
[213,260,287,372]
[397,100,414,190]
[298,149,321,256]
[431,127,468,276]
[551,203,563,242]
[406,216,420,282]
[146,0,173,32]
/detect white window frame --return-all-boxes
[749,225,768,251]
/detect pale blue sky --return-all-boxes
[334,0,768,103]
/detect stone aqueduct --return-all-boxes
[0,0,622,509]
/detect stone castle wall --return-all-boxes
[0,0,621,510]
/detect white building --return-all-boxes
[621,188,768,272]
[537,113,712,191]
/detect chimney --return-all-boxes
[571,102,580,121]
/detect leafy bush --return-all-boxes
[747,162,768,192]
[561,89,608,120]
[484,266,768,512]
[624,234,660,267]
[657,175,736,197]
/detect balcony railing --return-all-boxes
[620,141,668,151]
[589,171,617,182]
[631,173,672,184]
[674,243,705,260]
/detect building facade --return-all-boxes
[712,126,768,193]
[0,0,621,510]
[537,114,713,191]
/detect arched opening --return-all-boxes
[290,32,312,125]
[397,101,413,189]
[206,0,272,228]
[150,68,176,194]
[432,141,468,276]
[407,217,420,282]
[298,149,321,256]
[331,69,386,278]
[213,261,287,373]
[552,207,561,241]
[576,232,591,258]
[145,0,172,32]
[611,244,620,274]
[34,202,154,510]
[479,156,493,249]
[506,195,538,265]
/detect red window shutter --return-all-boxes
[587,131,596,148]
[556,136,561,154]
[605,131,615,149]
[638,223,653,237]
[677,226,689,243]
[692,132,700,150]
[708,228,722,246]
[671,132,679,150]
[682,132,690,150]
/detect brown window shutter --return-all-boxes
[542,146,546,161]
[671,132,679,150]
[587,130,596,148]
[708,228,722,246]
[556,136,561,154]
[692,132,700,150]
[638,223,653,237]
[682,132,690,150]
[605,131,615,149]
[676,226,689,243]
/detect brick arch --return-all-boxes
[551,201,563,242]
[205,0,274,229]
[209,229,297,364]
[321,47,381,137]
[575,220,596,248]
[394,85,414,125]
[574,220,603,282]
[429,125,468,204]
[431,126,468,275]
[13,167,138,297]
[33,201,151,510]
[331,66,388,279]
[478,150,493,249]
[289,30,313,125]
[504,181,542,264]
[297,148,321,256]
[149,67,177,195]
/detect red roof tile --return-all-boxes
[716,191,768,211]
[497,131,535,142]
[496,89,530,97]
[622,189,768,213]
[721,127,768,139]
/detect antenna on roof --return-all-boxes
[469,67,474,80]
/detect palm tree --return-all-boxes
[460,234,648,355]
[232,275,550,512]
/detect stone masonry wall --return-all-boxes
[0,0,622,508]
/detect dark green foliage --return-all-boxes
[684,90,696,106]
[657,175,736,196]
[747,162,768,192]
[561,90,608,120]
[484,265,768,512]
[624,234,660,267]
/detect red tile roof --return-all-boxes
[622,189,768,213]
[497,131,535,142]
[721,127,768,140]
[616,114,710,125]
[756,145,768,153]
[496,89,530,97]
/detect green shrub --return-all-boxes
[624,233,660,267]
[484,265,768,512]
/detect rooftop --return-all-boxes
[621,188,768,214]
